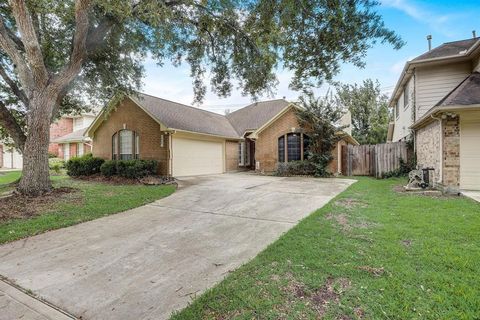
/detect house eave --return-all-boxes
[388,41,480,108]
[410,104,480,130]
[248,103,301,139]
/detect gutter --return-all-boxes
[388,40,480,108]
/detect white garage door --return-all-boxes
[172,136,224,176]
[2,149,23,169]
[460,117,480,190]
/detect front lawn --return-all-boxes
[172,177,480,320]
[0,174,175,244]
[0,170,21,185]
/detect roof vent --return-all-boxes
[473,30,477,38]
[427,35,432,51]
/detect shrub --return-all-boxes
[100,160,117,177]
[99,159,158,179]
[276,160,316,176]
[382,157,416,179]
[116,159,158,179]
[49,157,65,174]
[65,153,105,176]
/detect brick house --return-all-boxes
[388,36,480,192]
[86,93,357,177]
[49,114,96,160]
[1,113,97,169]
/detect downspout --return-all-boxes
[430,113,443,187]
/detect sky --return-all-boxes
[140,0,480,114]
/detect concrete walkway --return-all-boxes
[0,173,355,319]
[462,190,480,203]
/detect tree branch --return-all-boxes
[0,17,33,93]
[0,99,26,151]
[0,64,28,106]
[52,0,91,90]
[9,0,48,85]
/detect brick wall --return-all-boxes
[225,140,239,171]
[416,120,442,184]
[255,108,350,174]
[442,117,460,191]
[255,108,300,172]
[49,117,73,156]
[92,98,169,175]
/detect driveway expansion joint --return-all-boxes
[147,203,297,224]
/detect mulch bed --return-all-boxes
[0,187,80,222]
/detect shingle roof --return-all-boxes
[435,72,480,107]
[226,99,290,135]
[51,128,89,143]
[413,38,480,61]
[131,93,239,138]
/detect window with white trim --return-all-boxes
[112,130,139,160]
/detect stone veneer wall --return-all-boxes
[442,117,460,192]
[416,116,461,192]
[415,120,442,184]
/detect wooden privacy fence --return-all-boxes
[341,141,408,178]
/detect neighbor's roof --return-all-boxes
[51,128,90,143]
[389,37,480,108]
[413,38,480,61]
[226,99,290,135]
[435,72,480,107]
[130,93,239,138]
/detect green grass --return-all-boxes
[172,177,480,320]
[0,170,21,184]
[0,175,175,244]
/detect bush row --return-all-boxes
[65,154,157,178]
[100,160,157,179]
[276,160,317,176]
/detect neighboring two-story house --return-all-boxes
[49,113,96,160]
[1,113,96,169]
[388,36,480,192]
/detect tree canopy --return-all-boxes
[0,0,402,195]
[336,79,391,145]
[296,91,346,177]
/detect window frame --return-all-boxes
[112,129,139,160]
[278,135,285,163]
[287,133,301,162]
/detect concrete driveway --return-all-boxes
[0,173,355,320]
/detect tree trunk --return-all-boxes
[17,95,54,196]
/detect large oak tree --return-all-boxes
[0,0,402,195]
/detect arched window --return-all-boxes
[287,133,301,161]
[112,130,139,160]
[277,133,309,163]
[278,136,285,162]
